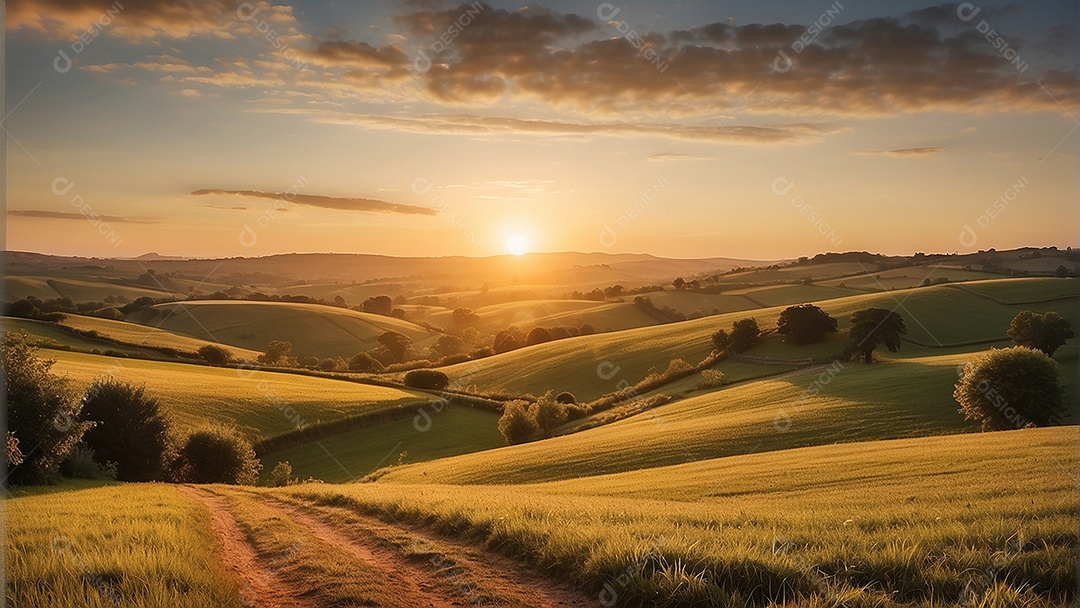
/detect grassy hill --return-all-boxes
[290,426,1077,607]
[435,278,1077,401]
[44,348,430,442]
[55,314,262,359]
[143,300,442,359]
[380,350,1077,486]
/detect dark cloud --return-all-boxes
[8,209,162,223]
[191,189,436,216]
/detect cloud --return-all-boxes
[383,2,1078,116]
[268,109,841,144]
[8,209,162,223]
[648,153,710,161]
[861,147,948,157]
[191,189,436,216]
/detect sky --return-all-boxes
[5,0,1079,260]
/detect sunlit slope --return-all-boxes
[295,426,1077,607]
[55,314,262,359]
[424,299,660,333]
[385,350,1077,485]
[145,300,442,358]
[383,354,973,485]
[436,279,1076,400]
[45,348,429,441]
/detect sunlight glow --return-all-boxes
[506,234,530,256]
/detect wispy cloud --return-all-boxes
[267,110,841,144]
[191,189,436,216]
[649,153,711,162]
[8,209,163,223]
[860,147,948,157]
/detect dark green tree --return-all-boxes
[777,304,838,345]
[377,331,413,364]
[729,318,761,353]
[80,379,173,482]
[848,308,907,363]
[1007,310,1074,357]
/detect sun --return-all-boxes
[506,234,530,256]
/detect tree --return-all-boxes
[197,344,232,366]
[452,308,481,330]
[526,327,552,346]
[362,295,393,316]
[80,379,173,482]
[348,352,384,372]
[711,329,731,351]
[432,335,465,358]
[672,277,686,290]
[531,392,567,438]
[174,428,260,485]
[848,308,907,363]
[333,295,348,308]
[257,340,292,366]
[954,347,1064,431]
[493,329,520,354]
[729,318,761,353]
[497,400,537,444]
[404,369,450,390]
[377,331,413,364]
[3,332,93,484]
[776,304,838,345]
[1007,310,1074,357]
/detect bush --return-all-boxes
[404,369,450,390]
[268,461,297,487]
[555,391,577,404]
[197,344,232,365]
[954,347,1065,431]
[698,369,725,388]
[174,428,261,485]
[348,352,385,372]
[531,392,567,437]
[80,379,173,482]
[3,332,93,484]
[60,444,117,480]
[711,329,731,351]
[498,400,538,445]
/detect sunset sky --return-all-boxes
[6,0,1078,259]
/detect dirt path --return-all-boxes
[269,496,602,608]
[177,485,316,608]
[183,484,600,607]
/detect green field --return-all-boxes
[56,314,262,359]
[286,426,1077,607]
[953,277,1078,304]
[436,280,1076,401]
[45,348,430,441]
[261,406,504,483]
[383,352,1018,486]
[145,300,442,359]
[3,317,154,357]
[6,482,241,608]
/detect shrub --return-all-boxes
[663,358,694,378]
[711,329,731,351]
[60,444,117,480]
[531,392,567,437]
[80,379,173,482]
[175,428,261,485]
[699,369,725,388]
[256,340,293,366]
[197,344,232,365]
[3,332,93,484]
[526,327,552,346]
[268,461,297,487]
[498,400,538,445]
[404,369,450,390]
[954,347,1065,431]
[555,391,577,404]
[348,352,385,372]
